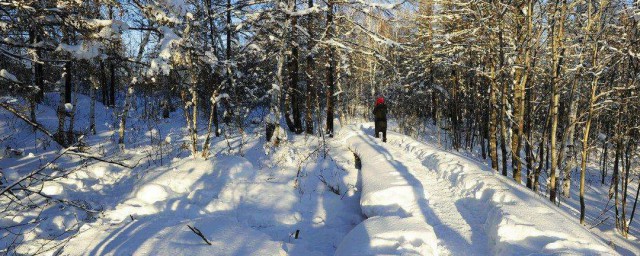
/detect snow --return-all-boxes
[0,69,19,83]
[336,124,617,255]
[42,182,64,196]
[56,41,103,60]
[0,93,364,255]
[147,26,182,76]
[163,0,188,16]
[336,216,438,256]
[64,103,73,112]
[355,0,400,10]
[0,92,633,255]
[384,125,616,255]
[95,20,129,40]
[63,216,288,256]
[284,6,325,16]
[348,135,429,218]
[136,184,169,203]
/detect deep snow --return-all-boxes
[1,94,363,255]
[335,124,615,255]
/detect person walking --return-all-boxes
[373,97,387,142]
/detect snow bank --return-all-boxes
[335,215,438,256]
[348,135,428,218]
[335,132,438,255]
[397,138,616,255]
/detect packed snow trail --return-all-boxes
[335,124,616,256]
[336,132,439,255]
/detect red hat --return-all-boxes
[376,97,384,106]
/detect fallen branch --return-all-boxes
[187,225,211,245]
[0,146,75,197]
[0,101,67,147]
[30,189,102,214]
[66,151,137,169]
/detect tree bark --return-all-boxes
[489,62,499,173]
[561,78,578,198]
[511,0,533,184]
[288,0,302,134]
[89,76,97,135]
[325,0,335,137]
[118,82,134,151]
[305,0,315,135]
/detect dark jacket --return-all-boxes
[373,103,387,122]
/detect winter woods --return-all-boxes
[1,0,640,250]
[410,0,640,235]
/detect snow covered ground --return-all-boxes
[1,94,637,255]
[1,94,364,255]
[335,124,616,255]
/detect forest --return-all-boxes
[1,0,640,255]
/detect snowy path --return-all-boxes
[383,136,490,255]
[335,124,616,256]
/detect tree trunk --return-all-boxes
[109,61,116,107]
[118,82,134,151]
[30,29,44,103]
[325,0,335,137]
[205,0,220,138]
[89,76,98,135]
[499,78,509,177]
[65,61,72,104]
[511,0,533,184]
[602,135,608,185]
[579,0,606,223]
[613,140,622,228]
[498,27,508,177]
[225,0,234,124]
[549,49,561,204]
[489,63,499,172]
[305,0,315,135]
[28,29,41,128]
[67,78,79,145]
[628,175,640,230]
[560,79,578,198]
[202,91,219,158]
[549,0,569,204]
[621,142,633,237]
[288,0,302,134]
[525,72,534,189]
[100,60,108,104]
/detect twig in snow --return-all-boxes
[66,150,139,169]
[187,225,211,245]
[589,216,611,230]
[0,145,76,196]
[318,174,341,195]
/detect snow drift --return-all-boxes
[335,131,439,255]
[396,135,615,255]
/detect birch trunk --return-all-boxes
[118,82,134,151]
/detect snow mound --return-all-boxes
[397,136,616,255]
[136,183,169,203]
[42,182,64,196]
[337,131,438,255]
[336,216,438,256]
[348,135,429,218]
